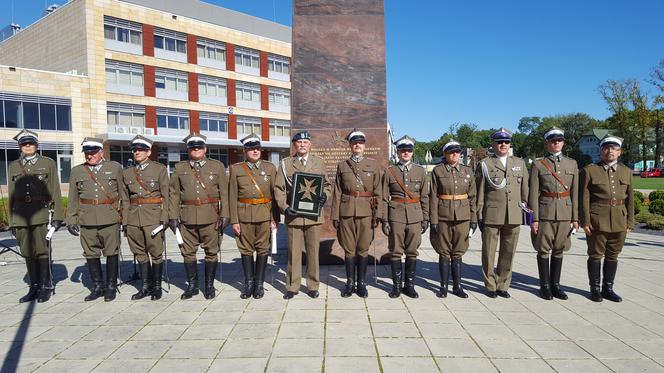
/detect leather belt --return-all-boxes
[344,191,375,197]
[14,196,50,204]
[239,197,271,205]
[540,191,571,199]
[182,198,220,206]
[391,196,420,204]
[130,197,163,205]
[438,194,468,201]
[80,198,117,205]
[595,199,624,206]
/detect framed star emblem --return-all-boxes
[289,172,325,217]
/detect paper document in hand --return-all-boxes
[271,228,278,254]
[175,227,185,245]
[45,226,56,241]
[151,224,165,237]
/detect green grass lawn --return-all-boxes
[633,176,664,190]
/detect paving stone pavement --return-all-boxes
[1,226,664,373]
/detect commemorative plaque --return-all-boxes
[289,172,325,217]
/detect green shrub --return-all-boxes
[634,190,645,204]
[649,190,664,202]
[636,210,652,223]
[649,199,664,216]
[634,198,642,215]
[646,216,664,230]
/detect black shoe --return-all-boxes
[341,256,355,298]
[537,256,553,300]
[307,290,319,299]
[240,255,254,299]
[496,290,510,298]
[451,258,468,298]
[36,257,53,303]
[601,260,622,302]
[388,260,402,298]
[283,291,296,299]
[550,256,568,300]
[355,256,368,298]
[402,258,419,299]
[20,258,39,303]
[486,291,497,298]
[104,255,119,302]
[151,262,164,300]
[132,262,152,300]
[181,261,200,300]
[253,255,268,299]
[437,256,450,298]
[203,261,218,299]
[84,258,105,302]
[587,259,603,302]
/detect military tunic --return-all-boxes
[382,162,429,259]
[429,161,476,259]
[122,160,169,264]
[580,162,634,261]
[8,155,64,259]
[275,155,331,292]
[169,158,229,263]
[528,154,579,258]
[229,160,279,256]
[475,155,529,292]
[331,157,383,257]
[67,160,127,258]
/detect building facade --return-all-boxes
[0,0,292,188]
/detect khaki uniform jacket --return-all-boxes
[475,156,529,226]
[382,163,429,224]
[67,160,127,226]
[275,155,331,226]
[122,160,169,227]
[169,158,229,225]
[331,157,383,220]
[528,154,578,222]
[8,155,64,227]
[430,162,477,224]
[580,162,634,232]
[229,161,280,224]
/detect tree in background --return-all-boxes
[650,59,664,165]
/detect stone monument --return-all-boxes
[292,0,390,264]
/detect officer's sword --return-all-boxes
[45,208,56,295]
[151,224,170,291]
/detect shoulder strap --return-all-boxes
[346,159,367,192]
[388,167,415,199]
[539,159,569,190]
[132,167,150,193]
[281,159,293,188]
[241,163,267,199]
[84,165,114,201]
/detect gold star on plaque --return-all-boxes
[298,178,318,201]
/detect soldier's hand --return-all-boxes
[478,220,484,232]
[121,224,127,237]
[530,221,539,234]
[67,224,80,236]
[420,220,429,234]
[232,223,241,236]
[221,217,230,231]
[430,224,439,234]
[583,225,592,236]
[52,220,63,232]
[10,227,16,237]
[572,221,579,231]
[470,222,478,232]
[372,218,380,229]
[332,220,339,230]
[270,220,278,231]
[382,221,391,236]
[285,207,298,216]
[318,193,328,207]
[168,219,179,233]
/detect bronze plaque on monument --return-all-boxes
[292,0,389,264]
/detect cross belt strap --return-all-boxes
[239,197,272,205]
[438,194,469,201]
[387,167,417,200]
[539,191,571,199]
[182,198,220,206]
[132,167,151,193]
[539,159,569,190]
[391,197,420,204]
[130,197,163,205]
[80,198,117,205]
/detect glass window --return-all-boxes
[197,44,205,59]
[176,40,186,53]
[0,149,6,185]
[105,68,116,84]
[4,100,20,128]
[157,114,167,128]
[132,113,144,127]
[104,25,115,40]
[168,115,178,129]
[155,76,166,89]
[108,111,118,125]
[131,72,143,87]
[130,31,141,45]
[118,70,131,85]
[154,35,163,49]
[56,105,71,131]
[117,27,129,42]
[119,112,132,126]
[176,79,187,92]
[165,38,176,51]
[40,104,56,130]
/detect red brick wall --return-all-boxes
[188,72,199,102]
[144,66,155,97]
[228,114,237,139]
[226,43,235,71]
[149,145,158,161]
[227,79,236,107]
[187,34,197,64]
[145,106,157,134]
[261,117,270,142]
[142,24,154,57]
[260,51,268,77]
[190,110,200,134]
[261,85,269,111]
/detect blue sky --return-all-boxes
[3,0,663,141]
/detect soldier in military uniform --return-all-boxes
[381,136,429,299]
[580,135,633,302]
[122,135,169,301]
[67,138,127,302]
[529,127,578,300]
[331,129,383,298]
[276,131,331,299]
[169,133,229,300]
[8,130,64,303]
[229,134,279,299]
[429,139,477,298]
[476,128,529,298]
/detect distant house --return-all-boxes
[578,129,613,164]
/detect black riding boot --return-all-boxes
[537,256,553,300]
[84,258,105,301]
[132,262,152,300]
[355,256,369,298]
[181,261,200,299]
[451,257,468,298]
[37,257,52,303]
[587,259,602,302]
[402,258,419,298]
[437,256,450,298]
[19,258,39,303]
[240,255,254,299]
[550,256,568,300]
[341,256,356,298]
[253,255,268,299]
[389,260,402,298]
[601,260,622,302]
[151,262,164,300]
[203,261,218,299]
[104,255,119,302]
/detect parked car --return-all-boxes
[640,168,664,178]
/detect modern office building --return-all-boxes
[0,0,292,187]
